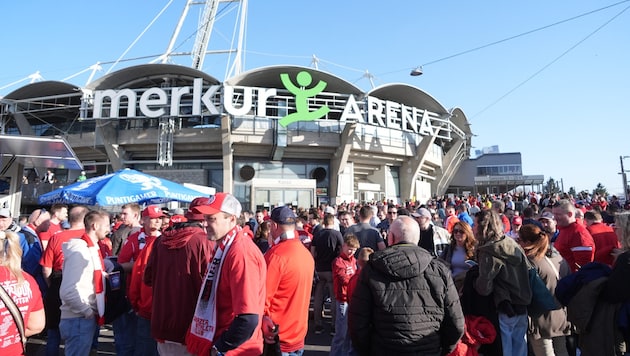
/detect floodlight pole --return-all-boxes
[620,155,629,200]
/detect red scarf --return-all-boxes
[186,226,239,355]
[80,233,106,326]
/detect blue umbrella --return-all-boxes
[38,169,207,206]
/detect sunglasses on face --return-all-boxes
[35,208,47,221]
[453,229,464,234]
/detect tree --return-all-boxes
[593,183,608,197]
[545,178,560,194]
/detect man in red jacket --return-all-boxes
[552,199,595,272]
[584,210,620,266]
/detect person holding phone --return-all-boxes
[439,221,477,296]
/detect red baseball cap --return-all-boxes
[168,214,188,228]
[191,193,242,217]
[185,197,212,221]
[142,205,165,219]
[512,216,523,226]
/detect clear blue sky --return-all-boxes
[2,1,629,195]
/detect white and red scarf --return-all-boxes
[186,226,239,355]
[81,233,106,326]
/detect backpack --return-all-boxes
[104,260,132,323]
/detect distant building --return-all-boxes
[447,152,544,195]
[474,145,499,157]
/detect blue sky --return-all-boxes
[2,1,629,195]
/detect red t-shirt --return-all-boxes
[99,238,113,258]
[500,214,511,234]
[40,229,85,271]
[264,236,315,352]
[38,221,62,244]
[0,268,44,356]
[444,215,460,233]
[117,231,159,264]
[214,231,267,355]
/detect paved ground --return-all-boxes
[27,301,334,355]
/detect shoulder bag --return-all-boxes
[527,259,559,317]
[0,282,27,354]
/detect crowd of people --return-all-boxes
[0,190,629,356]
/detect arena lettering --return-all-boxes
[89,76,439,136]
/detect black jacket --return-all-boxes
[349,243,464,356]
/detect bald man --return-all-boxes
[349,215,464,355]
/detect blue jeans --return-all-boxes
[134,316,158,356]
[59,317,97,356]
[45,328,61,356]
[498,312,528,356]
[282,350,304,356]
[113,311,137,356]
[330,301,350,356]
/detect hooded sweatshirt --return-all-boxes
[144,223,213,343]
[59,238,98,319]
[349,243,464,356]
[475,236,532,308]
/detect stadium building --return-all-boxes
[1,63,472,212]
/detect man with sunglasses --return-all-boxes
[411,207,450,257]
[376,205,398,239]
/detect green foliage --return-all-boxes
[592,183,608,197]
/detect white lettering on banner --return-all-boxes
[366,96,386,127]
[223,86,253,116]
[340,95,362,122]
[171,86,191,117]
[104,191,159,205]
[64,191,93,205]
[89,78,443,136]
[140,88,168,118]
[385,100,401,130]
[93,88,137,118]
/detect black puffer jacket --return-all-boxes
[349,243,464,356]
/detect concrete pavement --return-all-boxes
[27,301,334,355]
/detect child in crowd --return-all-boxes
[347,247,374,303]
[330,234,360,356]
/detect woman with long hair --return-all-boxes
[474,209,531,356]
[439,221,476,295]
[518,224,570,356]
[254,220,271,253]
[0,229,46,355]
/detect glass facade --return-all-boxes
[233,160,329,210]
[476,164,522,176]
